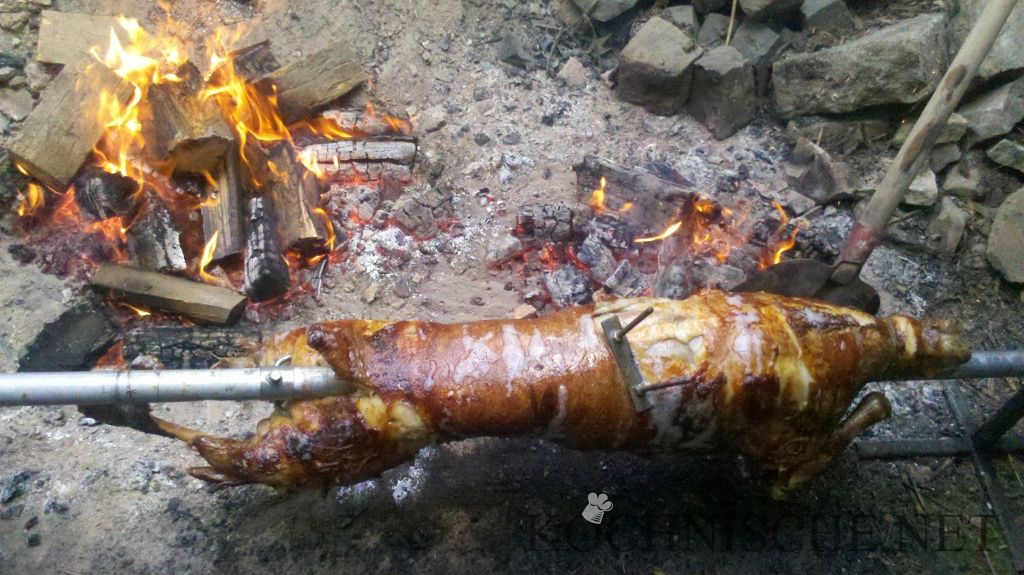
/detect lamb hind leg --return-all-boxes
[772,392,893,498]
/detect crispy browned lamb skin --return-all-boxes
[154,291,969,497]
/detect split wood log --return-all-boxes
[74,167,136,221]
[263,39,365,124]
[36,11,128,65]
[230,40,280,81]
[8,63,133,191]
[200,147,245,263]
[299,137,418,166]
[127,194,187,273]
[251,142,327,253]
[321,108,414,136]
[243,196,291,302]
[572,155,704,235]
[124,324,261,369]
[92,263,248,325]
[145,63,234,174]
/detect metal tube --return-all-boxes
[0,367,351,406]
[0,350,1021,408]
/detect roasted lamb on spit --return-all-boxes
[153,290,969,498]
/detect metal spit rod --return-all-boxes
[0,351,1021,408]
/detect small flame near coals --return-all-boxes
[760,202,806,268]
[16,182,44,217]
[199,230,219,283]
[635,221,682,244]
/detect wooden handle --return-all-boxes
[831,0,1020,285]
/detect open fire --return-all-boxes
[10,14,421,322]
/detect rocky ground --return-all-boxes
[0,0,1023,573]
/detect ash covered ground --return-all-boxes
[0,0,1023,573]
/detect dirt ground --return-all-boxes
[1,0,1023,573]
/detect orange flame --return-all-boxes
[760,202,805,268]
[123,303,152,317]
[199,230,219,283]
[591,176,607,214]
[635,221,682,244]
[17,183,44,217]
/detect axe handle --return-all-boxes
[831,0,1020,284]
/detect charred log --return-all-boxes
[298,138,418,166]
[515,203,592,243]
[605,260,645,297]
[243,197,291,302]
[576,235,617,284]
[124,325,262,369]
[17,300,117,372]
[322,108,414,136]
[127,195,187,273]
[573,155,709,236]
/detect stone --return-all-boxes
[0,66,16,84]
[957,77,1024,144]
[417,104,446,133]
[688,46,756,139]
[0,88,33,121]
[23,62,50,94]
[905,170,939,206]
[892,112,969,146]
[801,0,854,34]
[930,143,962,173]
[782,137,848,203]
[664,5,698,36]
[740,0,802,20]
[617,17,702,115]
[986,139,1024,174]
[949,0,1024,81]
[772,14,948,117]
[0,11,29,31]
[486,236,524,266]
[942,163,981,198]
[696,13,730,47]
[786,115,890,154]
[573,0,638,21]
[730,19,783,97]
[557,57,587,87]
[925,197,968,258]
[987,188,1024,283]
[777,188,817,215]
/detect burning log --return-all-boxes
[322,108,414,136]
[200,147,245,264]
[252,142,328,253]
[263,39,365,124]
[514,203,592,243]
[92,263,247,325]
[124,325,261,369]
[145,63,234,174]
[127,195,187,273]
[229,41,279,81]
[74,167,136,221]
[299,138,418,166]
[543,265,593,308]
[36,11,128,65]
[587,213,634,250]
[243,197,291,302]
[320,162,413,184]
[573,155,700,235]
[8,63,133,190]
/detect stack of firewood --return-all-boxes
[8,11,419,324]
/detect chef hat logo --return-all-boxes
[581,492,613,525]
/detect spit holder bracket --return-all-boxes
[600,310,654,413]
